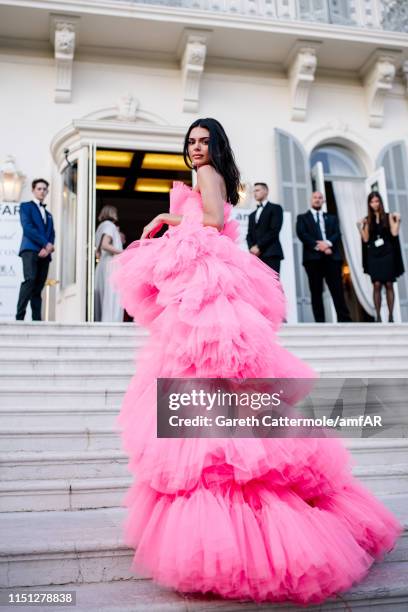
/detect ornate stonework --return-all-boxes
[50,15,79,103]
[360,49,400,128]
[180,30,210,112]
[116,93,140,122]
[286,41,320,122]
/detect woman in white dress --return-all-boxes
[94,205,124,322]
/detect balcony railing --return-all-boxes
[125,0,408,33]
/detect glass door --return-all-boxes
[87,143,97,322]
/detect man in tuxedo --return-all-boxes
[296,191,351,323]
[16,178,55,321]
[246,182,284,273]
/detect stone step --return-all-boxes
[0,403,120,428]
[0,477,130,512]
[3,322,408,333]
[1,344,408,371]
[0,373,132,390]
[8,565,408,612]
[1,457,407,512]
[1,339,408,360]
[0,450,128,481]
[0,496,406,589]
[1,360,408,390]
[346,439,408,466]
[1,324,408,343]
[2,420,407,459]
[0,427,120,452]
[1,334,408,351]
[1,443,407,482]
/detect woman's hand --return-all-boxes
[390,212,401,236]
[140,217,164,239]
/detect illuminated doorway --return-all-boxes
[92,148,192,321]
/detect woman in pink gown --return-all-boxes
[112,118,401,606]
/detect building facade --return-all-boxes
[0,0,408,323]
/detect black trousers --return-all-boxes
[261,256,281,274]
[304,258,351,323]
[16,251,49,321]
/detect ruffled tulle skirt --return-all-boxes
[111,216,402,605]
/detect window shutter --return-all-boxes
[275,128,313,321]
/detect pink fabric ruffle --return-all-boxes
[110,182,402,605]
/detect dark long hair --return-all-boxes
[367,191,388,233]
[183,118,241,205]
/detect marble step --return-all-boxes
[0,427,121,452]
[1,496,406,589]
[1,461,407,512]
[1,344,408,371]
[3,322,408,334]
[0,477,129,512]
[1,339,408,359]
[0,403,119,428]
[2,419,407,458]
[1,324,408,345]
[1,360,408,391]
[7,565,408,612]
[0,331,408,347]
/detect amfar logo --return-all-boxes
[0,203,20,217]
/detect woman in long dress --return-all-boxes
[111,119,401,605]
[94,205,123,322]
[358,191,404,322]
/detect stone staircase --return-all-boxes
[1,322,408,611]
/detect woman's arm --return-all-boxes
[357,217,369,243]
[389,212,401,236]
[140,213,182,239]
[100,234,122,255]
[197,165,224,232]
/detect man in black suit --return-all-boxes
[16,178,55,321]
[296,191,351,323]
[246,182,284,274]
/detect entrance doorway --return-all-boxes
[310,144,374,322]
[92,148,192,321]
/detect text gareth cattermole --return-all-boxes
[168,390,282,411]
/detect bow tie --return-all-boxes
[39,203,47,208]
[257,203,263,209]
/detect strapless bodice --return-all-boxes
[169,181,238,243]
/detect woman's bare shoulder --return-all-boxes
[197,165,225,195]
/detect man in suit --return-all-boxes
[296,191,351,323]
[246,182,284,274]
[16,178,55,321]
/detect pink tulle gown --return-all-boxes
[111,182,402,606]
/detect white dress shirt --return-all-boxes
[255,198,268,224]
[33,197,46,224]
[310,208,332,247]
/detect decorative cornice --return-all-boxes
[179,28,211,112]
[286,40,321,122]
[50,115,187,168]
[50,14,80,103]
[360,48,401,128]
